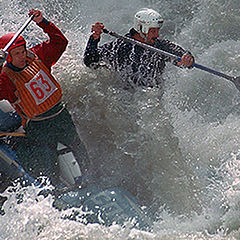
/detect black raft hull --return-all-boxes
[0,141,153,231]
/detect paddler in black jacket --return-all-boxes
[84,8,194,89]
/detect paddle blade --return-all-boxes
[231,77,240,92]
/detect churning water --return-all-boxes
[1,0,240,239]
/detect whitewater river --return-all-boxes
[1,0,240,239]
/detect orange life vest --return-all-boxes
[2,51,62,121]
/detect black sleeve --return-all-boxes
[83,35,101,67]
[83,35,128,69]
[156,39,194,69]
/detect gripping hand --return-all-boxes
[91,22,104,39]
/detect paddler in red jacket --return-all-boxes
[0,9,89,185]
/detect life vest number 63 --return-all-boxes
[25,69,58,105]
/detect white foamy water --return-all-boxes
[1,0,240,239]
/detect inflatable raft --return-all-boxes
[0,100,153,231]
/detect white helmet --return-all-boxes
[134,8,164,34]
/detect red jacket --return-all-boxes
[0,19,68,103]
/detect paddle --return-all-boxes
[3,15,34,52]
[0,145,39,186]
[103,28,240,91]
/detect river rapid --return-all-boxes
[1,0,240,239]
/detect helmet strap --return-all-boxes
[6,52,12,63]
[139,31,148,42]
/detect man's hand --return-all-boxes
[29,9,43,24]
[0,49,7,66]
[91,22,104,39]
[180,54,194,67]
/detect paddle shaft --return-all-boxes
[103,29,238,86]
[3,15,34,52]
[0,147,38,185]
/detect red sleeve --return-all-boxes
[0,72,17,102]
[30,19,68,70]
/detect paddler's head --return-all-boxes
[0,33,27,68]
[133,8,164,44]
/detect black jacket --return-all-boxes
[84,28,193,88]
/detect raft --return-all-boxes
[0,100,153,231]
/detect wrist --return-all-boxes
[37,17,50,27]
[92,34,101,40]
[90,35,100,42]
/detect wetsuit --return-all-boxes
[84,28,193,88]
[0,109,21,132]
